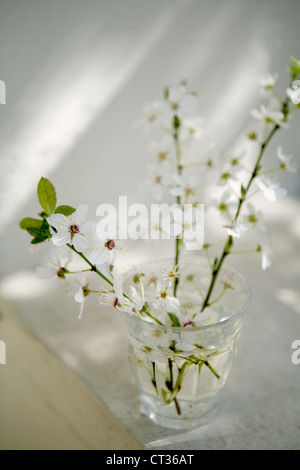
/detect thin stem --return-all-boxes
[245,189,260,201]
[201,112,286,311]
[260,165,282,175]
[204,247,213,270]
[139,277,145,300]
[151,362,158,395]
[173,124,182,297]
[202,359,220,379]
[207,287,227,307]
[67,243,114,287]
[201,240,230,312]
[191,279,205,300]
[143,306,164,326]
[230,248,259,255]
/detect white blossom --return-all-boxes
[89,236,124,266]
[156,265,180,284]
[136,100,166,132]
[125,286,145,314]
[147,135,173,163]
[147,162,171,200]
[177,306,213,329]
[181,115,205,139]
[227,150,246,173]
[260,73,278,94]
[97,275,125,311]
[36,255,71,290]
[169,174,199,199]
[152,282,181,313]
[257,236,273,271]
[169,206,203,250]
[251,105,288,128]
[216,166,239,187]
[65,273,89,319]
[286,80,300,105]
[277,146,297,173]
[255,175,287,202]
[47,204,89,252]
[226,204,266,238]
[167,84,198,118]
[226,222,243,239]
[239,203,267,233]
[207,190,237,223]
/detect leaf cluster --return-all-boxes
[19,177,75,244]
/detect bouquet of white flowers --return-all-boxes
[19,57,300,429]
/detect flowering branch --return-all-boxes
[201,87,292,312]
[66,243,113,287]
[173,115,183,297]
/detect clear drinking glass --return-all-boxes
[122,258,251,430]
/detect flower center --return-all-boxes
[113,297,118,308]
[105,239,115,250]
[158,152,167,162]
[221,172,231,181]
[248,214,257,224]
[56,267,68,279]
[69,224,80,234]
[185,187,193,196]
[219,202,228,212]
[82,286,90,297]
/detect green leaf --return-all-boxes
[55,205,76,216]
[19,218,43,230]
[37,177,57,216]
[27,227,44,237]
[30,234,50,245]
[28,218,52,245]
[168,312,181,327]
[287,56,300,80]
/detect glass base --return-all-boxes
[140,393,218,430]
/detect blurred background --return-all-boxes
[0,0,299,277]
[0,0,299,450]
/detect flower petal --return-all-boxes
[47,213,69,231]
[72,204,89,226]
[73,234,89,252]
[36,266,56,279]
[51,232,71,246]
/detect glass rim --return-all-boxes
[122,256,252,333]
